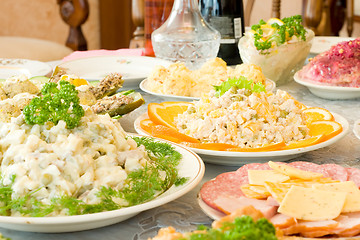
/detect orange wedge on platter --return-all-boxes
[226,141,286,152]
[148,101,192,129]
[303,107,334,125]
[308,120,342,140]
[182,142,238,151]
[282,135,326,150]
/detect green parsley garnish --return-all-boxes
[0,137,186,217]
[214,77,266,97]
[251,15,307,54]
[23,80,85,129]
[179,215,278,240]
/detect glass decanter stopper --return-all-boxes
[151,0,221,69]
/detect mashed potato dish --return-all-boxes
[145,58,267,97]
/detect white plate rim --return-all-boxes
[0,134,205,232]
[353,119,360,140]
[134,112,349,159]
[294,72,360,92]
[0,58,52,79]
[140,78,277,101]
[56,55,172,82]
[310,36,356,54]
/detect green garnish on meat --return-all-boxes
[179,215,277,240]
[23,80,85,129]
[214,77,266,97]
[251,15,307,54]
[0,137,187,217]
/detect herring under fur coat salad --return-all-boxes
[0,80,185,217]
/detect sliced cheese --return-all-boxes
[268,161,323,180]
[240,184,270,199]
[278,185,346,221]
[313,181,360,213]
[248,170,290,185]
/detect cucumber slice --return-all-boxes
[29,76,50,85]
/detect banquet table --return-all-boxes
[0,59,360,240]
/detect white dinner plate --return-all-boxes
[0,58,51,79]
[294,72,360,100]
[139,78,276,102]
[0,135,205,233]
[310,36,355,55]
[134,113,349,166]
[354,119,360,140]
[55,56,172,89]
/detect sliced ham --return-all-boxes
[270,213,296,229]
[213,196,277,219]
[282,220,339,237]
[322,163,348,182]
[266,196,280,207]
[334,214,360,237]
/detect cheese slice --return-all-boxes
[248,170,290,185]
[268,161,323,180]
[278,185,346,221]
[313,181,360,213]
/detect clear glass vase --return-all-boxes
[151,0,221,69]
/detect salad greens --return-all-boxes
[251,15,307,53]
[0,137,186,217]
[214,77,266,97]
[23,80,85,129]
[180,215,278,240]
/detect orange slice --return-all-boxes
[150,125,199,144]
[308,120,342,140]
[226,141,286,152]
[282,135,325,150]
[182,142,238,151]
[139,118,157,134]
[148,101,192,129]
[303,107,334,125]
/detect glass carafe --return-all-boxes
[151,0,221,69]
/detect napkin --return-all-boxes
[62,48,145,62]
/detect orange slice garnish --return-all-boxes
[226,141,286,152]
[308,120,342,140]
[182,142,238,151]
[303,107,334,125]
[282,135,325,150]
[139,118,157,134]
[148,101,192,129]
[150,125,199,144]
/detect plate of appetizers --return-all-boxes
[295,38,360,100]
[198,161,360,239]
[55,56,172,89]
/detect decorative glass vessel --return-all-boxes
[151,0,221,69]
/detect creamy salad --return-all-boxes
[174,87,308,148]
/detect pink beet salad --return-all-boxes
[297,38,360,87]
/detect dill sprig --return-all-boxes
[251,15,307,54]
[0,137,187,217]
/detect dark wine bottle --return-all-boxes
[199,0,245,65]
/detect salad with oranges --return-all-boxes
[139,78,342,152]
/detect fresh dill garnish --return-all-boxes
[0,137,187,217]
[213,77,266,97]
[251,15,307,54]
[178,216,278,240]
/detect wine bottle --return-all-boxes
[199,0,245,65]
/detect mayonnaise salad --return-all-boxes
[174,86,309,148]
